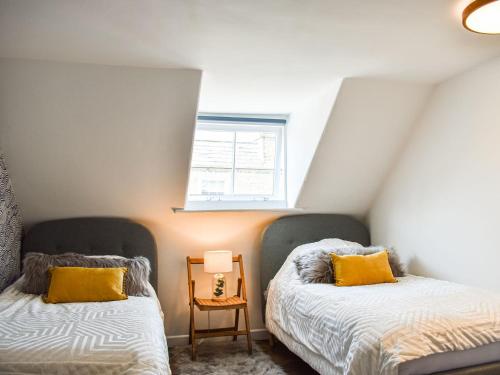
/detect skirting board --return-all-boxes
[167,328,269,347]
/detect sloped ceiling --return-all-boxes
[296,78,432,215]
[0,59,201,224]
[286,81,342,207]
[1,0,500,114]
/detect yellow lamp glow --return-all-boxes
[463,0,500,34]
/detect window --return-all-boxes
[186,114,287,210]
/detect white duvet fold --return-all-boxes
[266,239,500,375]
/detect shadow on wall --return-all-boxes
[406,255,443,280]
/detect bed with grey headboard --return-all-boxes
[0,217,169,374]
[260,213,370,317]
[22,217,158,291]
[260,214,500,375]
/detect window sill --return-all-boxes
[172,207,303,213]
[182,200,289,211]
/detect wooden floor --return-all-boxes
[255,340,319,375]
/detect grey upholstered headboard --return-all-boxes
[260,214,370,318]
[22,217,158,291]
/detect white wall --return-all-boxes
[286,80,341,207]
[297,78,431,215]
[0,59,285,340]
[369,56,500,291]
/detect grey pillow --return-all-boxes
[294,246,405,284]
[21,252,151,296]
[294,249,335,284]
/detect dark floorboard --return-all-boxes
[255,340,319,375]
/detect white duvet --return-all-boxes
[0,279,170,375]
[266,239,500,375]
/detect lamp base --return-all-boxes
[211,273,227,301]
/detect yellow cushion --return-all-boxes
[331,250,397,287]
[44,267,128,303]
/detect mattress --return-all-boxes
[0,278,170,375]
[266,239,500,375]
[399,341,500,375]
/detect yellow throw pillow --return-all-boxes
[44,267,128,303]
[331,250,397,287]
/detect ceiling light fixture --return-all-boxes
[462,0,500,34]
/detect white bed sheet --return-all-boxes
[266,239,500,375]
[0,278,170,375]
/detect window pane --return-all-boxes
[191,130,234,168]
[234,169,274,195]
[187,116,287,205]
[188,167,232,196]
[235,131,276,169]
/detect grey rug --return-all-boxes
[169,340,287,375]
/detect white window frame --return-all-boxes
[185,114,288,210]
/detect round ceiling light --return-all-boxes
[463,0,500,34]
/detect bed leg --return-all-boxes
[269,333,276,348]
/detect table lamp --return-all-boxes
[204,250,233,301]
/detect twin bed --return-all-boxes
[261,214,500,375]
[0,218,170,374]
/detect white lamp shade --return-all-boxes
[204,250,233,273]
